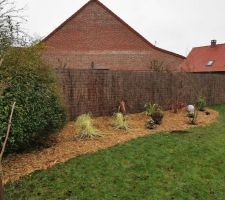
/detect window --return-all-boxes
[206,60,215,67]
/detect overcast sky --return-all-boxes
[14,0,225,56]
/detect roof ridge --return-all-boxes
[192,43,225,49]
[42,0,185,59]
[95,0,185,59]
[42,0,94,42]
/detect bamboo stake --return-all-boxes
[0,102,16,200]
[0,102,16,160]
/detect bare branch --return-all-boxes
[148,59,174,73]
[0,0,28,58]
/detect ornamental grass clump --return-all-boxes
[74,114,101,139]
[112,112,129,131]
[144,103,161,117]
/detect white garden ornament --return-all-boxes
[187,105,195,113]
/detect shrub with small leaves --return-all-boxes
[74,113,101,139]
[151,112,164,125]
[196,96,206,111]
[112,112,129,131]
[0,44,66,153]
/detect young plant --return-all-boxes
[167,99,185,113]
[118,100,126,115]
[74,113,101,139]
[112,112,129,131]
[151,112,164,125]
[145,103,164,125]
[146,119,156,129]
[196,96,206,111]
[187,108,198,125]
[144,103,162,117]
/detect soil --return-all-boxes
[2,108,219,184]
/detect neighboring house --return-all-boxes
[42,0,185,71]
[181,40,225,72]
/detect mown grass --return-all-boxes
[5,105,225,200]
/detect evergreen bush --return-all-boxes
[0,44,66,153]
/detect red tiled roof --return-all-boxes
[181,43,225,72]
[42,0,185,59]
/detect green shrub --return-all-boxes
[145,103,164,125]
[144,103,162,117]
[196,96,206,111]
[112,112,129,131]
[151,112,164,125]
[0,44,66,153]
[74,114,101,139]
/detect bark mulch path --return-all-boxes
[3,108,218,184]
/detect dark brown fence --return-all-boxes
[56,69,225,120]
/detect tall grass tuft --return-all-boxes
[144,103,162,117]
[74,113,101,139]
[112,112,129,131]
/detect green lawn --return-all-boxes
[5,105,225,200]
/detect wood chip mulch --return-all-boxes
[2,108,218,184]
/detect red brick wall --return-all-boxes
[43,1,184,71]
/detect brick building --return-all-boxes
[42,0,185,71]
[181,40,225,73]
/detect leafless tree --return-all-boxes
[148,59,168,72]
[0,0,27,60]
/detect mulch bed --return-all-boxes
[2,108,218,184]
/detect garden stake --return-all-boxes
[0,102,16,200]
